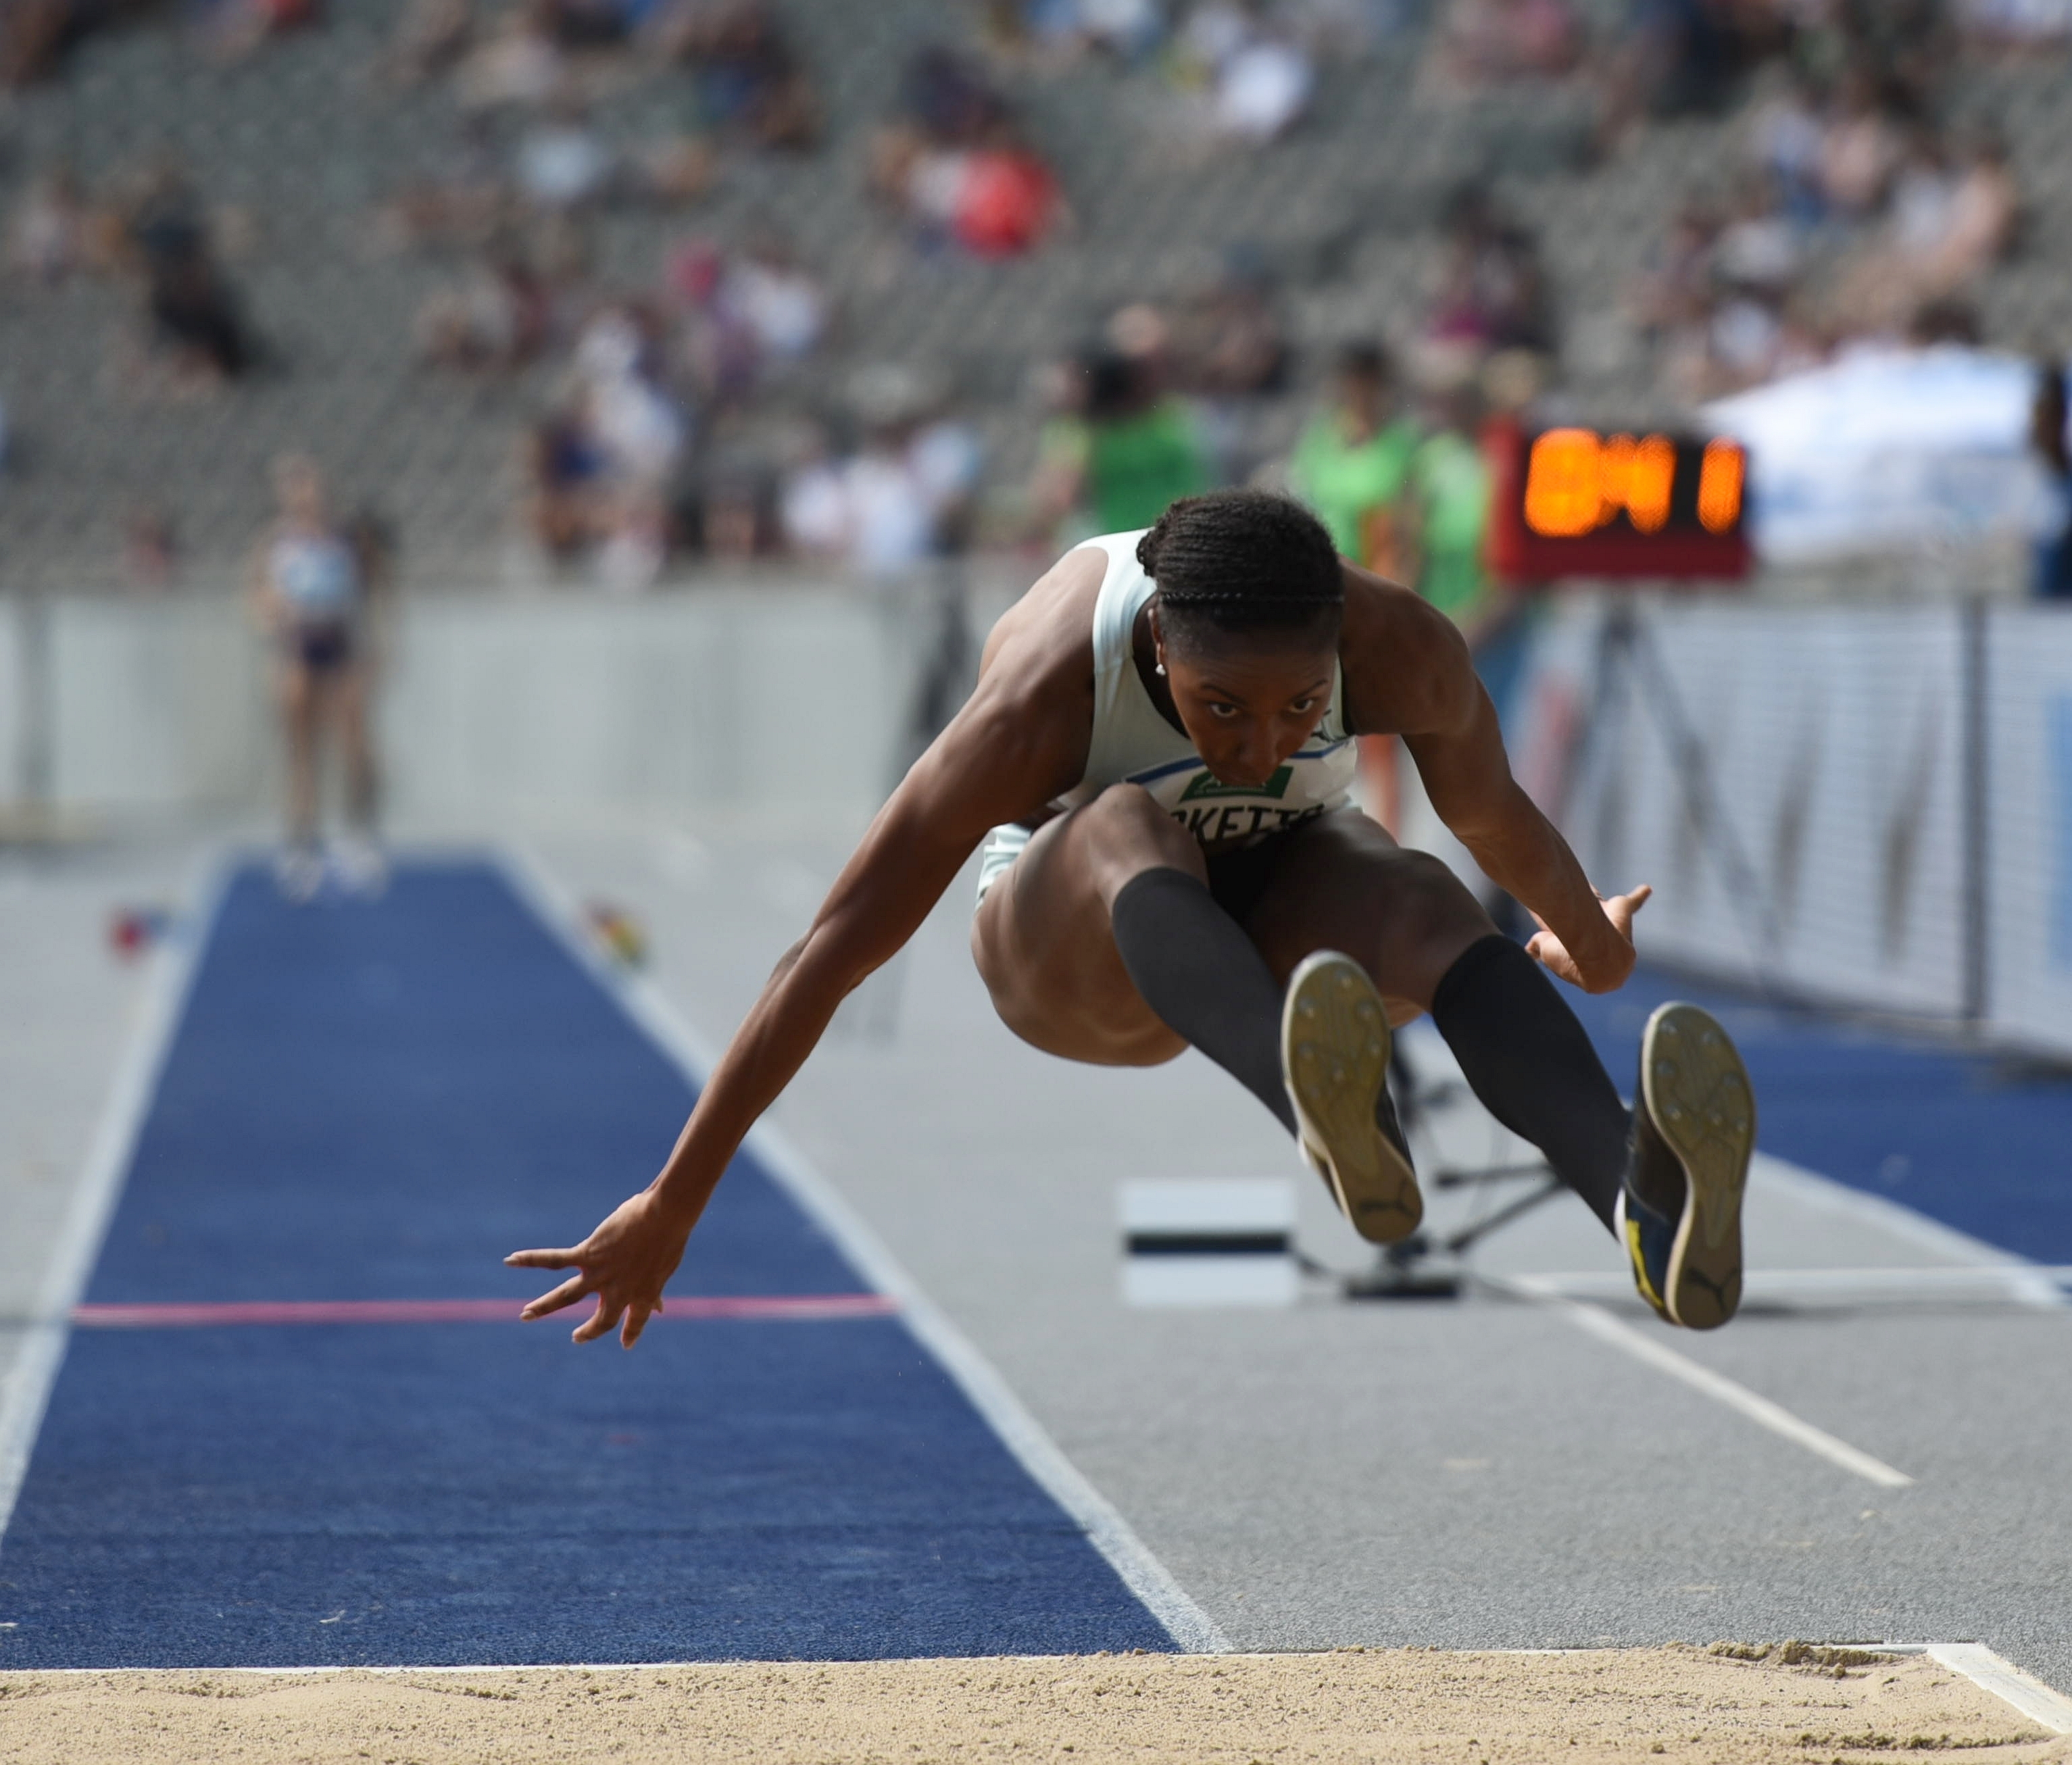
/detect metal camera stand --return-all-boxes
[1341,1042,1560,1300]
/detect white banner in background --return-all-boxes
[1702,345,2061,565]
[1985,609,2072,1057]
[1509,597,1969,1018]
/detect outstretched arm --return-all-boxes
[507,575,1095,1347]
[1343,576,1644,993]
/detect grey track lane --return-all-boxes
[7,830,2065,1695]
[529,826,2072,1694]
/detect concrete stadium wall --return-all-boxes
[0,586,937,834]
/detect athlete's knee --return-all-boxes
[1383,851,1495,952]
[1082,785,1203,889]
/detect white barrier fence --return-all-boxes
[1508,595,2072,1058]
[0,586,935,835]
[12,583,2072,1058]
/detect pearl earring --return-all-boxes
[1154,661,1167,676]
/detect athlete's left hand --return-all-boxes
[506,1185,690,1349]
[1525,884,1651,993]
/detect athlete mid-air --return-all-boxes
[510,490,1755,1341]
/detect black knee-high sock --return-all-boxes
[1429,934,1629,1232]
[1110,867,1296,1136]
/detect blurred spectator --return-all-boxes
[1404,383,1496,638]
[982,0,1167,67]
[646,1,820,151]
[1627,198,1719,340]
[1425,184,1555,363]
[577,308,686,481]
[872,45,1061,257]
[516,97,617,211]
[524,403,608,562]
[1960,0,2072,51]
[122,503,180,587]
[727,232,827,364]
[1712,171,1798,300]
[1028,348,1210,539]
[1834,126,2019,332]
[1815,66,1905,219]
[1594,0,1789,152]
[415,249,553,372]
[124,164,257,386]
[2,0,160,86]
[780,368,982,578]
[694,456,780,560]
[6,166,99,282]
[665,231,827,407]
[523,307,687,581]
[455,0,564,110]
[1287,341,1420,574]
[376,116,510,250]
[1170,253,1289,399]
[952,127,1063,258]
[248,455,382,897]
[541,0,643,49]
[1744,66,1827,226]
[1172,2,1316,144]
[195,0,322,62]
[2031,359,2072,599]
[378,0,473,85]
[1423,0,1581,93]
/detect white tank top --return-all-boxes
[270,532,360,622]
[1053,529,1357,849]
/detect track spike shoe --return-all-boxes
[1621,1001,1755,1329]
[1282,951,1422,1245]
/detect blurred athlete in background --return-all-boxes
[249,453,386,899]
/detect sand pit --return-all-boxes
[1,1645,2065,1765]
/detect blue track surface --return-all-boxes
[1565,969,2072,1265]
[0,862,1169,1668]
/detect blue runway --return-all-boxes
[0,862,1170,1668]
[1566,969,2072,1265]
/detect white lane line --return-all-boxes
[1753,1158,2069,1309]
[1502,1278,1915,1489]
[1881,1644,2072,1735]
[0,854,228,1542]
[502,847,1235,1658]
[1500,1265,2072,1311]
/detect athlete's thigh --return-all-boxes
[970,795,1193,1068]
[1242,807,1496,1013]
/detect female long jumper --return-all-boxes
[510,491,1754,1341]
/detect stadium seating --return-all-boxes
[0,0,2063,589]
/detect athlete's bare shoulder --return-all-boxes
[1337,562,1480,738]
[977,541,1106,683]
[965,541,1106,735]
[917,542,1108,818]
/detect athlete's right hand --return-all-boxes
[506,1186,692,1349]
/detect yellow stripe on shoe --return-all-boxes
[1281,951,1423,1245]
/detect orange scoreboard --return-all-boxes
[1490,426,1751,582]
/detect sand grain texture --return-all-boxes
[1,1647,2065,1764]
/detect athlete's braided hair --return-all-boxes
[1137,489,1343,654]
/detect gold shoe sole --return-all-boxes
[1639,1003,1755,1330]
[1283,953,1423,1245]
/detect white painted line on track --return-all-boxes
[1754,1157,2069,1308]
[0,853,228,1543]
[1880,1644,2072,1735]
[503,847,1235,1657]
[1500,1264,2072,1311]
[1502,1278,1915,1489]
